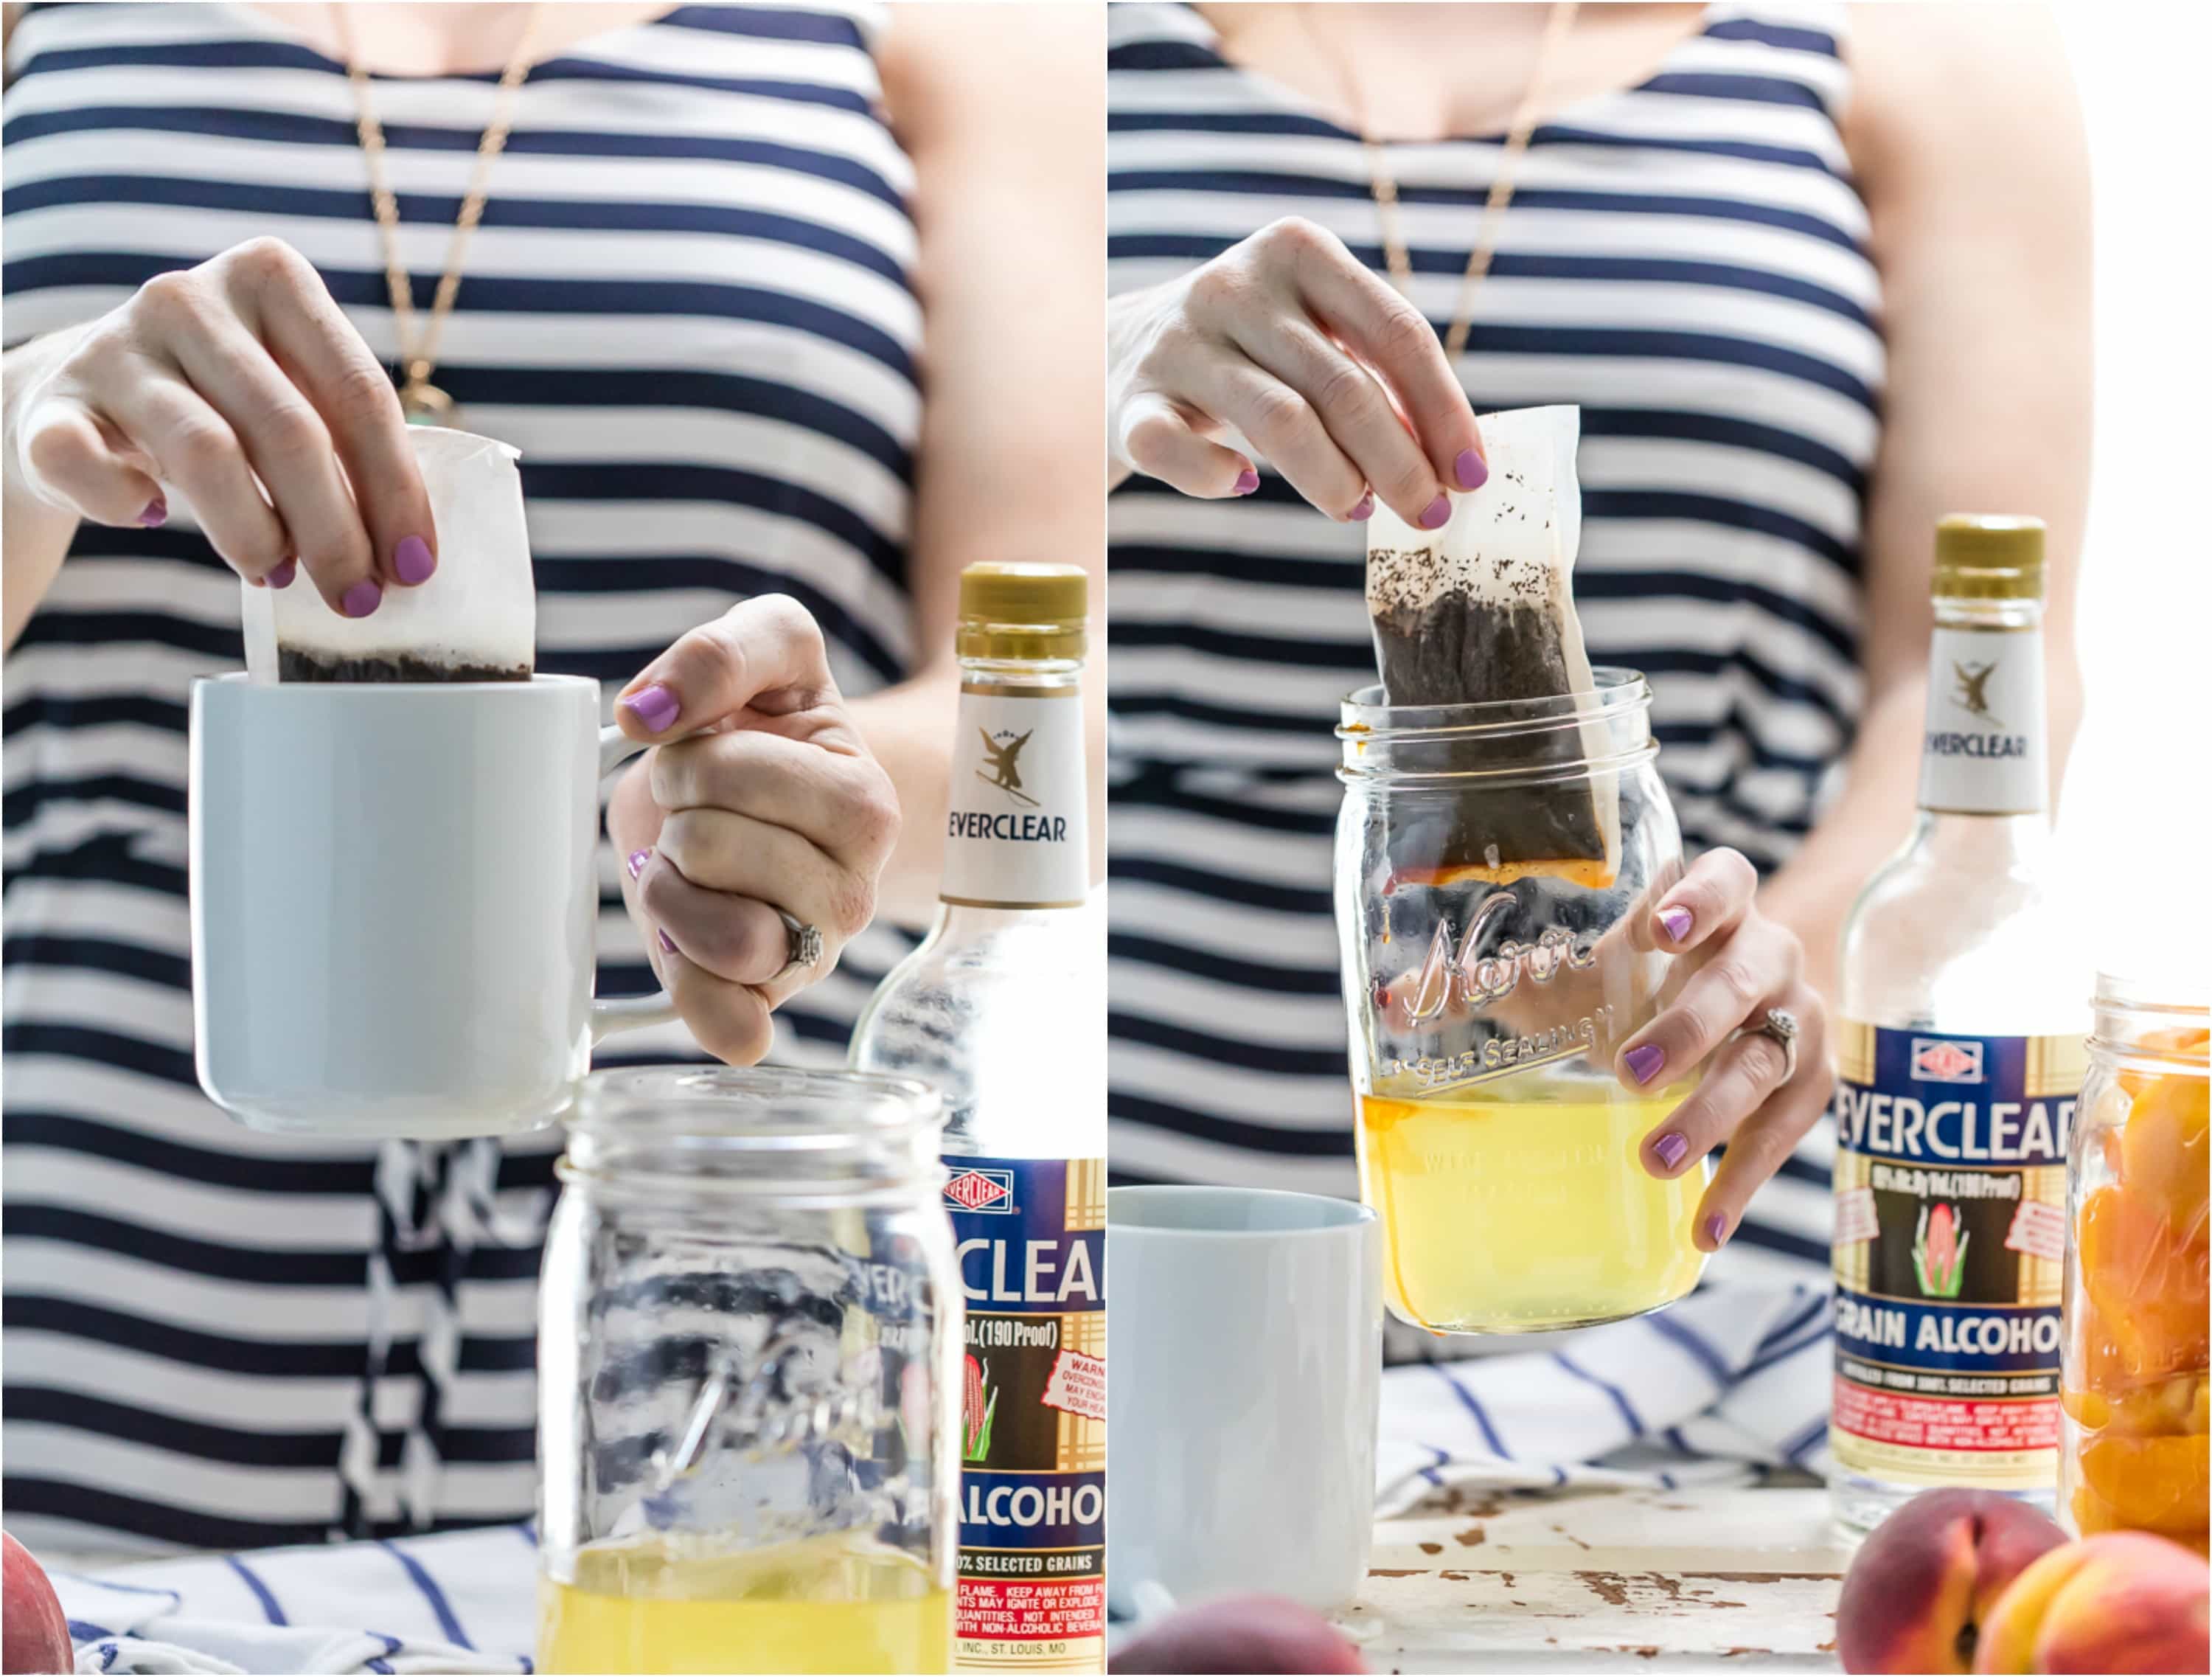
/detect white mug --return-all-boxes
[190,673,675,1139]
[1107,1186,1382,1617]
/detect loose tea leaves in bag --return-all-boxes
[242,426,535,683]
[1365,404,1620,887]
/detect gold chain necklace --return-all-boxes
[334,3,546,426]
[1300,1,1578,362]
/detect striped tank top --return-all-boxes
[1107,1,1881,1288]
[3,1,920,1551]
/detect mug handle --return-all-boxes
[590,723,681,1042]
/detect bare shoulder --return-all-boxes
[876,1,1100,138]
[1845,3,2082,187]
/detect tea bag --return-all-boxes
[1365,404,1619,887]
[242,426,535,683]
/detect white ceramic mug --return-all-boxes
[1107,1186,1382,1617]
[190,673,675,1139]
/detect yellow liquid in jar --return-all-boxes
[537,1532,952,1675]
[1357,1080,1707,1333]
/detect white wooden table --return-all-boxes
[1340,1479,1853,1673]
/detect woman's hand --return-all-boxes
[607,596,902,1066]
[1616,849,1834,1253]
[1109,216,1486,525]
[7,237,433,615]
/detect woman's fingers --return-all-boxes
[1694,993,1834,1251]
[636,851,804,992]
[1618,913,1803,1090]
[1649,847,1759,952]
[105,374,293,581]
[227,238,436,588]
[653,806,874,953]
[1265,216,1486,491]
[1117,389,1257,500]
[1641,1015,1798,1178]
[1192,358,1369,524]
[165,310,380,614]
[16,400,167,530]
[616,594,851,743]
[654,942,776,1066]
[651,727,900,877]
[1234,314,1439,524]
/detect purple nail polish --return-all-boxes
[1659,906,1694,942]
[341,579,383,619]
[1349,493,1374,521]
[267,558,297,589]
[1455,448,1489,492]
[1417,494,1452,530]
[1233,468,1261,496]
[625,849,653,882]
[622,682,681,734]
[1653,1131,1688,1170]
[656,929,677,956]
[1703,1213,1728,1249]
[393,534,436,586]
[1624,1044,1666,1086]
[137,495,167,528]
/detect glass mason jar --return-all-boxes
[538,1067,961,1674]
[2060,976,2209,1553]
[1335,670,1707,1334]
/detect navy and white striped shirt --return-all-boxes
[4,0,921,1552]
[1106,1,1879,1287]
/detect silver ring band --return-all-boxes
[770,909,824,987]
[1736,1006,1800,1085]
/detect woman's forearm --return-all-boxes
[1757,677,1924,1010]
[3,327,91,653]
[1760,651,2084,1013]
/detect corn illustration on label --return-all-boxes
[1830,1024,2084,1487]
[944,1156,1105,1672]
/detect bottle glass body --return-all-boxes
[849,643,1107,1674]
[1831,591,2086,1532]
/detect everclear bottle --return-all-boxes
[1830,516,2088,1531]
[849,563,1105,1673]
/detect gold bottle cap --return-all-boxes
[957,562,1088,659]
[1933,515,2045,601]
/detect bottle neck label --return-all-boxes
[1917,624,2047,816]
[942,682,1088,909]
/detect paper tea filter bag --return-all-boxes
[1365,404,1620,886]
[243,426,535,683]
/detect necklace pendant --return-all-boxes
[400,381,457,428]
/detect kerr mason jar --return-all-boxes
[2060,976,2209,1553]
[1335,670,1705,1333]
[538,1067,960,1674]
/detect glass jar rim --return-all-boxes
[570,1064,944,1155]
[2090,971,2209,1074]
[1338,667,1652,737]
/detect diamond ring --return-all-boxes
[771,909,824,987]
[1737,1006,1800,1084]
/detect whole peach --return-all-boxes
[1,1531,73,1676]
[1837,1488,2070,1673]
[1110,1595,1367,1674]
[1973,1531,2209,1674]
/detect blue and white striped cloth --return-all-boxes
[1378,1282,1832,1515]
[55,1525,536,1675]
[54,1283,1831,1672]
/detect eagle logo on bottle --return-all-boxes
[1952,659,2003,726]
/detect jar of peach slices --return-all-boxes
[2059,974,2209,1552]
